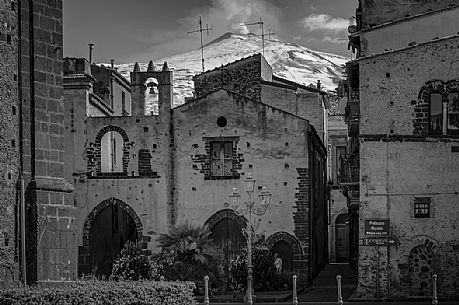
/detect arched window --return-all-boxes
[421,81,459,135]
[144,77,159,116]
[429,93,443,134]
[447,91,459,133]
[101,131,124,172]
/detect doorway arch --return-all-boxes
[78,198,143,277]
[205,209,247,278]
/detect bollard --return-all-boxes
[247,275,253,305]
[204,275,210,305]
[336,275,343,305]
[160,275,165,281]
[432,274,438,305]
[292,275,298,305]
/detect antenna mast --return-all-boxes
[187,16,212,72]
[241,18,264,55]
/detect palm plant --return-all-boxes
[155,222,224,293]
[157,222,220,264]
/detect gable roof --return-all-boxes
[173,87,310,123]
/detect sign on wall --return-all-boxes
[364,219,390,236]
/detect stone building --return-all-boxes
[342,0,459,299]
[63,53,330,285]
[0,0,75,286]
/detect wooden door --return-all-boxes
[335,214,349,263]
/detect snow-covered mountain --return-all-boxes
[113,32,349,107]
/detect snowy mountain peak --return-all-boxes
[114,33,349,108]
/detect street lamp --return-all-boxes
[229,173,271,305]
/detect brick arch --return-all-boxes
[204,208,247,229]
[414,79,459,135]
[89,125,131,174]
[78,197,143,276]
[399,235,439,260]
[265,231,303,257]
[82,197,143,247]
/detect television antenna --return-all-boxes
[241,18,265,55]
[187,16,212,72]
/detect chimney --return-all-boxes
[317,80,321,91]
[88,43,94,64]
[110,59,115,69]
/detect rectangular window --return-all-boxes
[211,141,233,176]
[414,198,430,218]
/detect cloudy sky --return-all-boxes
[63,0,358,64]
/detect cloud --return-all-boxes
[300,14,349,33]
[179,0,281,36]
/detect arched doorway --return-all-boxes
[205,210,247,277]
[409,245,433,296]
[335,213,349,263]
[79,198,143,278]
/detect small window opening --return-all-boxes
[414,198,431,218]
[7,34,12,45]
[12,106,16,115]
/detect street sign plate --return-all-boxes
[360,237,397,246]
[364,219,390,236]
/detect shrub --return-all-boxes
[111,241,161,281]
[0,280,196,305]
[228,245,282,291]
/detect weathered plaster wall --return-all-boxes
[260,84,325,142]
[174,89,308,236]
[173,89,312,279]
[360,8,459,56]
[0,0,19,285]
[358,141,459,298]
[360,0,458,27]
[359,36,459,136]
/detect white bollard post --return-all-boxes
[204,275,210,305]
[336,275,343,305]
[292,275,298,305]
[432,274,438,305]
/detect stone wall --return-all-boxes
[358,141,459,298]
[173,89,313,283]
[193,53,272,102]
[359,36,459,136]
[360,0,458,28]
[357,37,459,298]
[0,0,20,286]
[64,67,174,276]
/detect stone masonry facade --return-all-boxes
[351,6,459,299]
[0,0,20,286]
